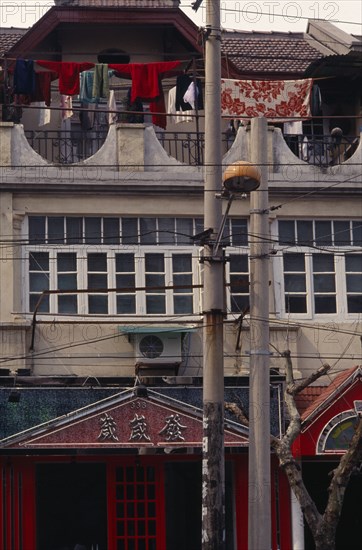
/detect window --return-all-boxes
[26,216,249,316]
[278,219,362,317]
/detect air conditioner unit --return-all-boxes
[134,333,182,364]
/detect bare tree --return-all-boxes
[226,352,362,550]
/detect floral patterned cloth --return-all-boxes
[221,78,313,121]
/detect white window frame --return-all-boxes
[24,245,201,320]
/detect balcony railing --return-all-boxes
[284,134,359,167]
[25,129,109,164]
[24,128,359,167]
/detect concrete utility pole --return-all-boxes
[248,117,271,550]
[201,0,225,547]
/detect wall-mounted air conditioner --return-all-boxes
[134,333,182,364]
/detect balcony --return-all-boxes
[24,127,359,167]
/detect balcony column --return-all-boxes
[0,122,14,166]
[116,123,145,172]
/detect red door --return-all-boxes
[108,461,166,550]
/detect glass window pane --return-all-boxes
[146,296,165,314]
[146,274,165,289]
[173,274,192,293]
[29,216,45,244]
[230,275,249,293]
[30,273,49,292]
[122,218,138,244]
[176,218,193,245]
[58,295,77,314]
[116,274,135,289]
[88,253,107,271]
[30,294,49,313]
[103,218,120,244]
[145,254,164,272]
[334,221,350,245]
[195,218,203,236]
[117,295,136,314]
[48,217,65,244]
[229,255,248,272]
[313,274,335,292]
[231,295,249,313]
[173,254,192,272]
[174,295,193,314]
[347,296,362,313]
[85,217,102,244]
[345,254,362,272]
[352,222,362,246]
[285,296,307,313]
[158,218,175,244]
[66,217,83,244]
[88,295,108,313]
[88,274,107,289]
[57,253,76,272]
[315,296,336,313]
[297,221,313,246]
[115,254,135,272]
[231,219,248,246]
[346,274,362,293]
[278,220,295,245]
[285,274,306,292]
[313,254,334,272]
[29,252,49,271]
[315,221,332,245]
[58,274,77,290]
[283,253,305,271]
[140,218,157,244]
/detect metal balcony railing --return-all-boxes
[284,134,359,168]
[24,129,109,164]
[24,129,359,167]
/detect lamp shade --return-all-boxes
[223,161,261,192]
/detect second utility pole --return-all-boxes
[202,0,224,547]
[248,116,271,549]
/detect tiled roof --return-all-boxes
[300,365,361,423]
[54,0,179,6]
[294,386,324,416]
[0,28,28,59]
[221,31,325,75]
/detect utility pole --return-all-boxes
[248,117,271,550]
[202,0,224,547]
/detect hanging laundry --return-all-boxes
[109,60,181,102]
[14,59,36,95]
[31,71,57,106]
[60,95,73,120]
[167,86,194,124]
[119,88,144,124]
[108,90,118,125]
[36,61,94,96]
[33,101,51,127]
[149,80,167,129]
[221,78,313,121]
[311,84,322,116]
[92,64,111,100]
[283,121,303,134]
[175,74,203,111]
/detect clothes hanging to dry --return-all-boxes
[13,59,36,95]
[175,74,203,111]
[109,60,181,102]
[36,61,95,95]
[221,78,313,121]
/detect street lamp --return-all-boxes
[223,160,261,193]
